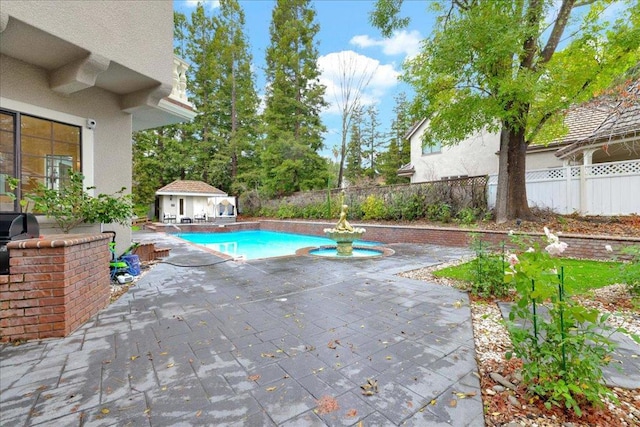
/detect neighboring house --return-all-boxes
[400,95,638,182]
[155,180,236,223]
[0,1,195,253]
[398,118,502,182]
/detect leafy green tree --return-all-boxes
[378,92,412,184]
[361,105,386,179]
[199,0,260,192]
[345,105,365,184]
[372,0,640,221]
[133,126,195,208]
[261,0,328,196]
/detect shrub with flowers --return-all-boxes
[504,228,621,417]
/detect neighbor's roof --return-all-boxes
[155,180,227,196]
[556,79,640,158]
[397,162,415,177]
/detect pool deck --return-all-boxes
[1,231,485,426]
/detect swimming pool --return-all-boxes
[177,230,380,260]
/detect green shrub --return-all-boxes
[469,235,510,298]
[455,207,478,225]
[276,203,298,219]
[361,195,385,220]
[426,202,451,222]
[620,245,640,295]
[25,171,133,233]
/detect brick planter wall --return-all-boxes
[0,234,111,342]
[257,220,639,261]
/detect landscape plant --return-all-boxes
[25,171,133,233]
[504,228,623,417]
[466,234,510,298]
[619,245,640,296]
[361,195,385,220]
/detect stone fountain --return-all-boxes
[323,193,366,256]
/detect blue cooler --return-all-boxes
[121,254,141,276]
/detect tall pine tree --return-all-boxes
[261,0,329,196]
[378,92,412,184]
[205,0,260,193]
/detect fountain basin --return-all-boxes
[298,245,394,259]
[324,228,366,256]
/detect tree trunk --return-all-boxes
[495,126,510,223]
[337,129,347,188]
[505,125,533,220]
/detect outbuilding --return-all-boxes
[155,180,236,223]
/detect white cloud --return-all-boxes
[350,30,422,58]
[181,0,220,9]
[317,50,400,115]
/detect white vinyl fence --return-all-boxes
[488,159,640,215]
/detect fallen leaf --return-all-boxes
[144,408,151,414]
[161,386,168,391]
[430,399,437,405]
[328,340,337,349]
[449,399,457,407]
[159,352,168,356]
[266,386,277,392]
[166,363,175,368]
[346,408,358,418]
[407,400,413,408]
[195,410,202,417]
[385,356,392,360]
[248,374,261,381]
[316,395,339,414]
[130,355,138,361]
[101,408,110,414]
[261,353,275,358]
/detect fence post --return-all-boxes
[579,164,587,214]
[565,165,572,214]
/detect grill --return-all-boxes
[0,213,39,275]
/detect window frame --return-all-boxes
[0,107,83,211]
[421,140,442,156]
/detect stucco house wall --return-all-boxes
[405,115,597,184]
[1,1,173,86]
[407,119,501,182]
[0,1,192,254]
[0,57,131,243]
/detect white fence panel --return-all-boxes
[487,159,640,216]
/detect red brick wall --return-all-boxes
[257,220,639,261]
[0,234,111,342]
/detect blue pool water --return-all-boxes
[177,230,380,260]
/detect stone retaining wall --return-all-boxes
[0,234,111,342]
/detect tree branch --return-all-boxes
[539,0,576,65]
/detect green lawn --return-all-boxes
[433,258,624,295]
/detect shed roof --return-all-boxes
[156,180,227,196]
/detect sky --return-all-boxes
[172,0,629,159]
[172,0,437,159]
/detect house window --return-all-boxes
[422,140,441,155]
[0,109,81,211]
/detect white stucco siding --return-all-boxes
[410,124,500,182]
[525,150,565,170]
[1,1,173,86]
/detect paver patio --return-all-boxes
[1,231,484,426]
